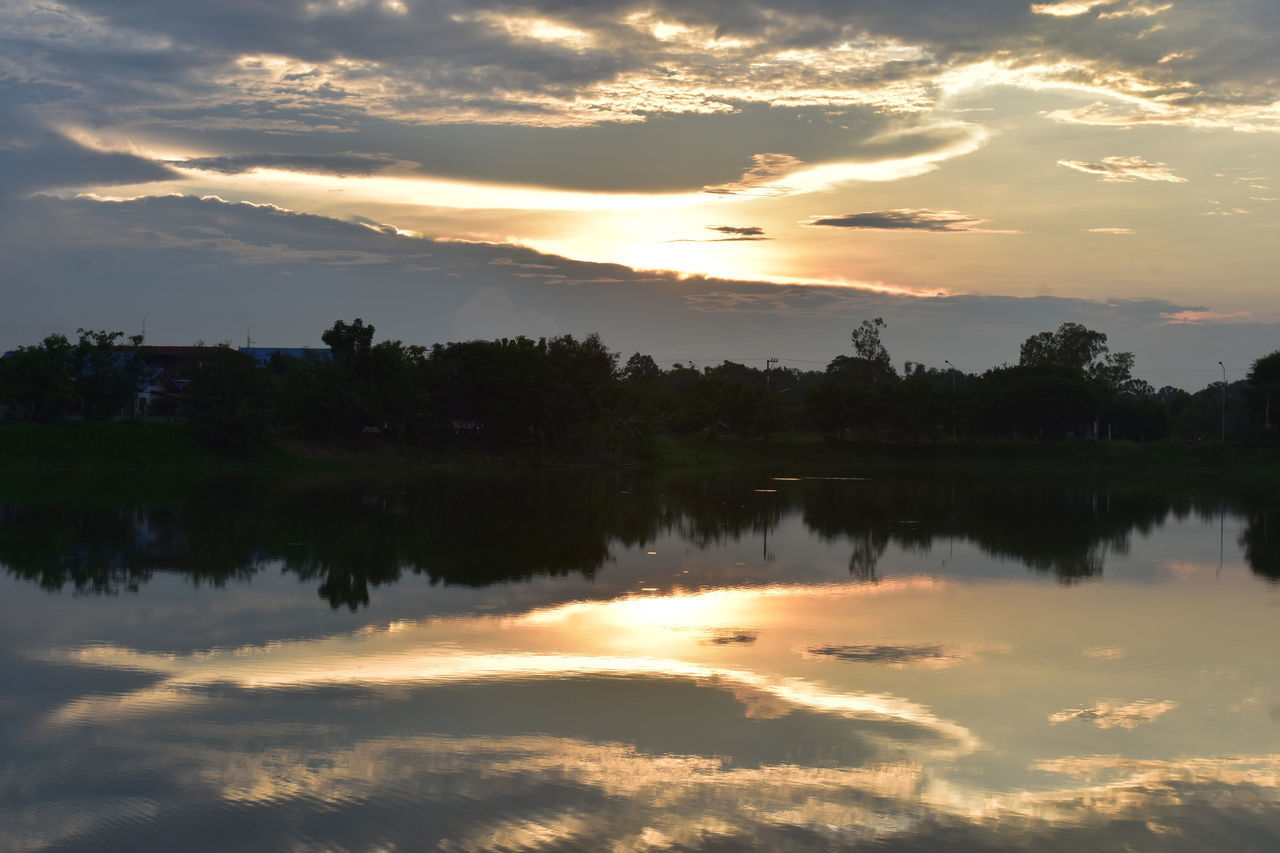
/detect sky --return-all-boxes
[1,0,1278,386]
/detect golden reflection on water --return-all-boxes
[27,570,1280,850]
[43,579,977,753]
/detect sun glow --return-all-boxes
[470,11,597,48]
[63,121,991,295]
[155,125,985,214]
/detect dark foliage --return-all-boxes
[0,318,1272,450]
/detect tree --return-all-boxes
[184,345,272,451]
[622,353,661,383]
[365,340,430,441]
[544,333,619,447]
[1246,350,1280,430]
[1018,322,1135,389]
[1019,322,1109,372]
[321,318,375,366]
[428,337,553,442]
[282,318,389,440]
[69,329,147,419]
[970,364,1098,439]
[0,334,75,420]
[851,318,892,378]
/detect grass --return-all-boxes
[0,420,289,469]
[3,420,1280,483]
[642,433,1280,484]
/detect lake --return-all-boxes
[1,467,1278,851]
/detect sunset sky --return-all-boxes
[2,0,1277,384]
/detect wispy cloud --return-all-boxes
[708,225,765,237]
[703,154,805,197]
[1031,0,1171,18]
[1084,227,1136,235]
[1031,0,1120,17]
[1058,155,1187,183]
[805,209,1015,233]
[1099,2,1174,19]
[1160,310,1253,325]
[667,225,771,244]
[174,152,412,177]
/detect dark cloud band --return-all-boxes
[805,209,1011,233]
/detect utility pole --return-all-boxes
[765,357,779,390]
[1219,361,1227,440]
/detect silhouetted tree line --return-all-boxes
[1,470,1274,607]
[2,319,1278,450]
[0,329,147,421]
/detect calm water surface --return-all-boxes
[1,469,1279,851]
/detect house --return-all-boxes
[131,346,223,421]
[134,368,189,420]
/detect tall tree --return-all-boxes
[69,329,147,419]
[851,318,891,370]
[1018,322,1135,390]
[0,334,75,420]
[1019,322,1108,372]
[321,318,375,366]
[184,345,272,450]
[1246,350,1280,429]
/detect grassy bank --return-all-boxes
[0,421,612,471]
[3,420,1279,479]
[644,433,1280,482]
[0,421,290,469]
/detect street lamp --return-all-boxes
[1218,358,1228,438]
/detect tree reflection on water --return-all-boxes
[0,469,1273,606]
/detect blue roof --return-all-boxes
[237,347,332,366]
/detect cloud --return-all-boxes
[805,209,1015,233]
[1099,2,1174,19]
[704,153,806,197]
[1031,0,1121,17]
[683,286,929,316]
[1160,309,1253,325]
[1034,0,1174,19]
[1047,100,1280,135]
[0,134,178,198]
[1,191,1272,392]
[0,0,1276,151]
[1057,155,1188,183]
[1085,227,1136,234]
[708,225,766,237]
[667,225,772,244]
[173,152,411,176]
[0,95,178,197]
[1049,699,1179,729]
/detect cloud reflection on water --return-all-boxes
[1049,699,1179,729]
[39,579,977,759]
[16,560,1280,850]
